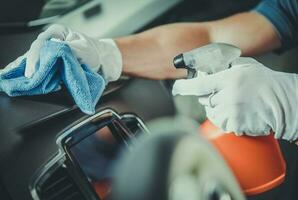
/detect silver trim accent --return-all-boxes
[121,113,150,134]
[30,108,149,200]
[56,108,121,150]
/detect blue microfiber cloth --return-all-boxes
[0,40,106,115]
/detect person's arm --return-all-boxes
[5,9,281,81]
[115,12,281,80]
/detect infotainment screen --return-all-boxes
[31,109,148,200]
[68,123,127,200]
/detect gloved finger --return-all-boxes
[205,105,244,136]
[172,73,223,97]
[224,117,244,136]
[209,107,243,136]
[225,117,270,137]
[205,105,228,130]
[198,95,209,106]
[64,36,99,69]
[231,57,263,68]
[25,24,68,78]
[25,47,41,78]
[198,91,218,108]
[208,89,237,107]
[241,117,271,137]
[235,110,272,137]
[205,106,216,121]
[204,107,243,136]
[37,24,69,41]
[208,89,272,136]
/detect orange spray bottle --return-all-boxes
[173,43,286,195]
[200,119,286,196]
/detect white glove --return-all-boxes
[172,57,298,142]
[3,24,122,82]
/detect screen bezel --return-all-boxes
[30,109,149,200]
[56,109,135,200]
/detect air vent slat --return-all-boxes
[42,176,74,196]
[37,164,86,200]
[46,184,73,200]
[63,191,81,200]
[43,176,68,192]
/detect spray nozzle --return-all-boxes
[173,43,241,79]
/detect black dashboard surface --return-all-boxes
[1,78,298,200]
[0,78,176,200]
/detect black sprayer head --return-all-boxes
[173,54,186,69]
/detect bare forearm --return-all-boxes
[209,12,281,56]
[115,23,212,79]
[115,12,281,80]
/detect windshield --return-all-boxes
[0,0,92,24]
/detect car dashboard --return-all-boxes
[1,1,298,200]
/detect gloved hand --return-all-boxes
[2,24,122,82]
[172,57,298,142]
